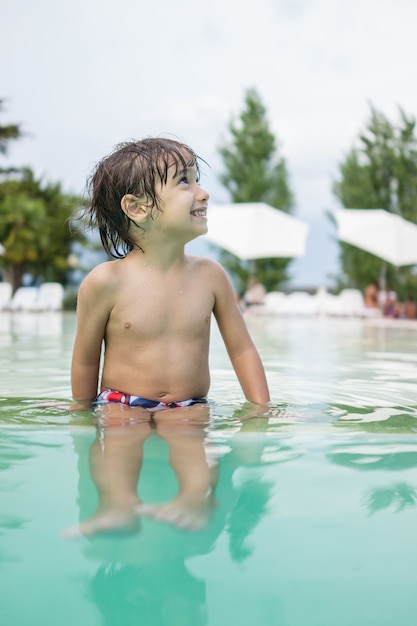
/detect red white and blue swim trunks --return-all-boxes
[95,389,207,413]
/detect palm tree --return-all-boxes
[0,192,47,291]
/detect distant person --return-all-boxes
[71,137,270,413]
[244,277,267,307]
[404,295,417,320]
[379,287,398,317]
[364,280,379,309]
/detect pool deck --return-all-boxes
[364,316,417,329]
[244,307,417,329]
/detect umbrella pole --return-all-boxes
[379,262,386,291]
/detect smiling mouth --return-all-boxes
[191,209,207,217]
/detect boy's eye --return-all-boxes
[177,168,199,185]
[180,176,200,185]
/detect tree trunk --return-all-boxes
[10,263,25,294]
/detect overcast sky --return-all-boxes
[2,0,416,286]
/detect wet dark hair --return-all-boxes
[83,137,203,258]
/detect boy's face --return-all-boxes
[153,158,209,240]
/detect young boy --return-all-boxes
[71,137,270,413]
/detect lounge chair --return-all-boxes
[0,282,12,310]
[314,288,347,316]
[9,283,65,311]
[8,287,40,311]
[337,289,368,316]
[36,282,64,311]
[262,291,287,315]
[281,291,319,316]
[319,288,380,317]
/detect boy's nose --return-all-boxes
[197,185,209,202]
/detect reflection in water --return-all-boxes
[0,436,32,565]
[0,431,36,470]
[333,404,417,432]
[328,438,417,518]
[364,483,417,515]
[1,405,417,625]
[241,316,417,412]
[328,443,417,471]
[68,403,276,625]
[0,311,63,337]
[67,402,220,535]
[89,560,207,626]
[2,315,417,624]
[226,476,271,563]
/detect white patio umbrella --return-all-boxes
[203,202,309,260]
[333,208,417,267]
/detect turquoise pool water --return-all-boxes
[1,312,417,626]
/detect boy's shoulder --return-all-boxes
[81,259,122,290]
[185,255,225,273]
[185,255,232,290]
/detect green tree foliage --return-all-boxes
[0,169,84,291]
[333,105,417,299]
[0,99,22,156]
[0,100,85,291]
[0,99,23,176]
[0,191,47,290]
[217,88,294,293]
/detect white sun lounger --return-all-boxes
[8,287,40,311]
[0,282,12,310]
[36,282,64,311]
[8,283,64,312]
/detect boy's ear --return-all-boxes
[120,194,149,222]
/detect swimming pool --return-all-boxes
[1,312,417,626]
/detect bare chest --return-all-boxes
[107,279,214,341]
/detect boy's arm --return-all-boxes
[211,262,270,405]
[71,268,113,410]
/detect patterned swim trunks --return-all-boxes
[95,389,207,413]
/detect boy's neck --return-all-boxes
[128,240,187,270]
[128,228,202,269]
